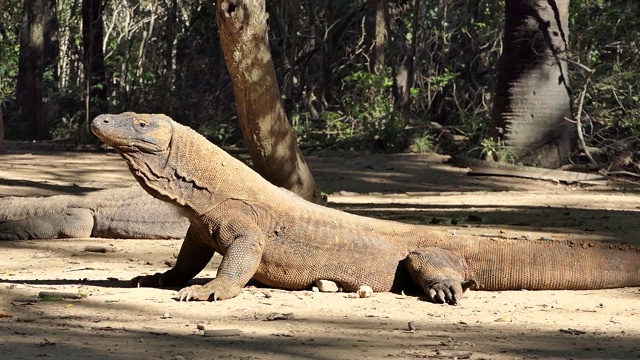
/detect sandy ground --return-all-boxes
[1,142,639,359]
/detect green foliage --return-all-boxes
[456,114,490,144]
[198,122,240,147]
[342,69,395,131]
[50,112,86,142]
[428,70,459,93]
[409,133,437,154]
[570,1,640,139]
[0,2,21,101]
[480,138,515,164]
[342,69,394,121]
[319,67,408,151]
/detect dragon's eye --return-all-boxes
[138,121,147,128]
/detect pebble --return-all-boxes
[38,291,86,300]
[84,245,109,253]
[357,285,373,298]
[316,280,339,293]
[203,329,241,337]
[408,321,417,331]
[265,312,295,321]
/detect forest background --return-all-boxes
[0,0,638,173]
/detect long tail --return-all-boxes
[461,238,640,290]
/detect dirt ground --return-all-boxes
[1,141,639,359]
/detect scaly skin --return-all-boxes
[91,112,640,305]
[0,187,189,240]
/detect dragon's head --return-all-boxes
[92,112,173,154]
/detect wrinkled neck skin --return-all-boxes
[119,149,175,205]
[120,122,257,218]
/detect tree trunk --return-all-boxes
[43,0,59,84]
[320,0,334,107]
[164,0,178,92]
[490,0,576,168]
[216,0,324,204]
[364,0,389,74]
[16,0,45,140]
[82,0,108,125]
[0,105,4,153]
[399,0,419,123]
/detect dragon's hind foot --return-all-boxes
[425,278,478,305]
[405,248,477,305]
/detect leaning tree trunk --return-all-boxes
[216,0,324,204]
[490,0,576,168]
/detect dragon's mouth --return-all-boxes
[94,133,159,153]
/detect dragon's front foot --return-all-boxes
[130,273,163,287]
[426,279,478,305]
[177,278,243,302]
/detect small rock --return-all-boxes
[357,285,373,298]
[161,313,171,319]
[32,252,52,259]
[494,316,512,322]
[559,328,586,335]
[408,321,417,331]
[196,324,205,331]
[84,245,109,253]
[265,312,295,321]
[315,280,339,293]
[38,291,86,300]
[203,329,241,337]
[311,286,319,292]
[39,338,55,347]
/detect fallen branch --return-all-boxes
[449,156,607,185]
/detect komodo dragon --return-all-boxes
[91,112,640,305]
[0,187,189,240]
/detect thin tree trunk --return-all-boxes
[365,0,389,74]
[43,0,59,84]
[402,0,419,123]
[16,0,45,140]
[320,0,334,107]
[285,1,298,107]
[0,105,4,153]
[216,0,324,204]
[490,0,576,168]
[164,0,178,92]
[82,0,108,125]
